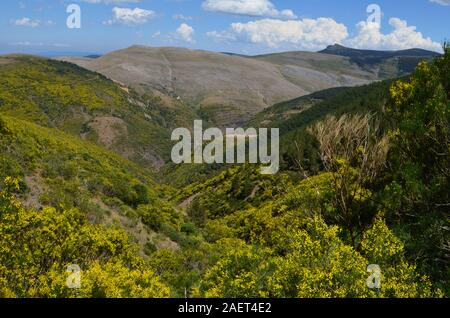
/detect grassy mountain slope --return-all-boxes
[250,79,394,131]
[0,114,198,257]
[248,79,395,173]
[0,54,197,169]
[251,50,375,92]
[163,80,396,186]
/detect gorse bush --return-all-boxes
[382,43,450,291]
[0,177,170,298]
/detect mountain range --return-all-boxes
[58,44,439,127]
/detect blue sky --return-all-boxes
[0,0,448,56]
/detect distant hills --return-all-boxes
[37,51,101,58]
[57,44,439,127]
[320,44,440,60]
[320,44,440,77]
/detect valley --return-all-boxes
[0,44,448,298]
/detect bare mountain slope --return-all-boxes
[59,45,376,127]
[251,50,376,92]
[59,45,438,127]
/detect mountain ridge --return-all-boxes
[57,44,438,127]
[320,43,441,56]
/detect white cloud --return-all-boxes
[347,18,442,52]
[11,41,43,46]
[208,18,348,50]
[207,15,442,53]
[11,17,41,27]
[176,23,195,42]
[207,30,238,42]
[202,0,296,19]
[173,14,193,21]
[104,7,155,25]
[429,0,450,5]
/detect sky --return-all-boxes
[0,0,449,56]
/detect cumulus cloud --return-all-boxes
[176,23,195,42]
[347,18,442,52]
[202,0,296,19]
[11,17,41,27]
[429,0,450,5]
[208,18,348,50]
[207,15,442,53]
[104,7,155,25]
